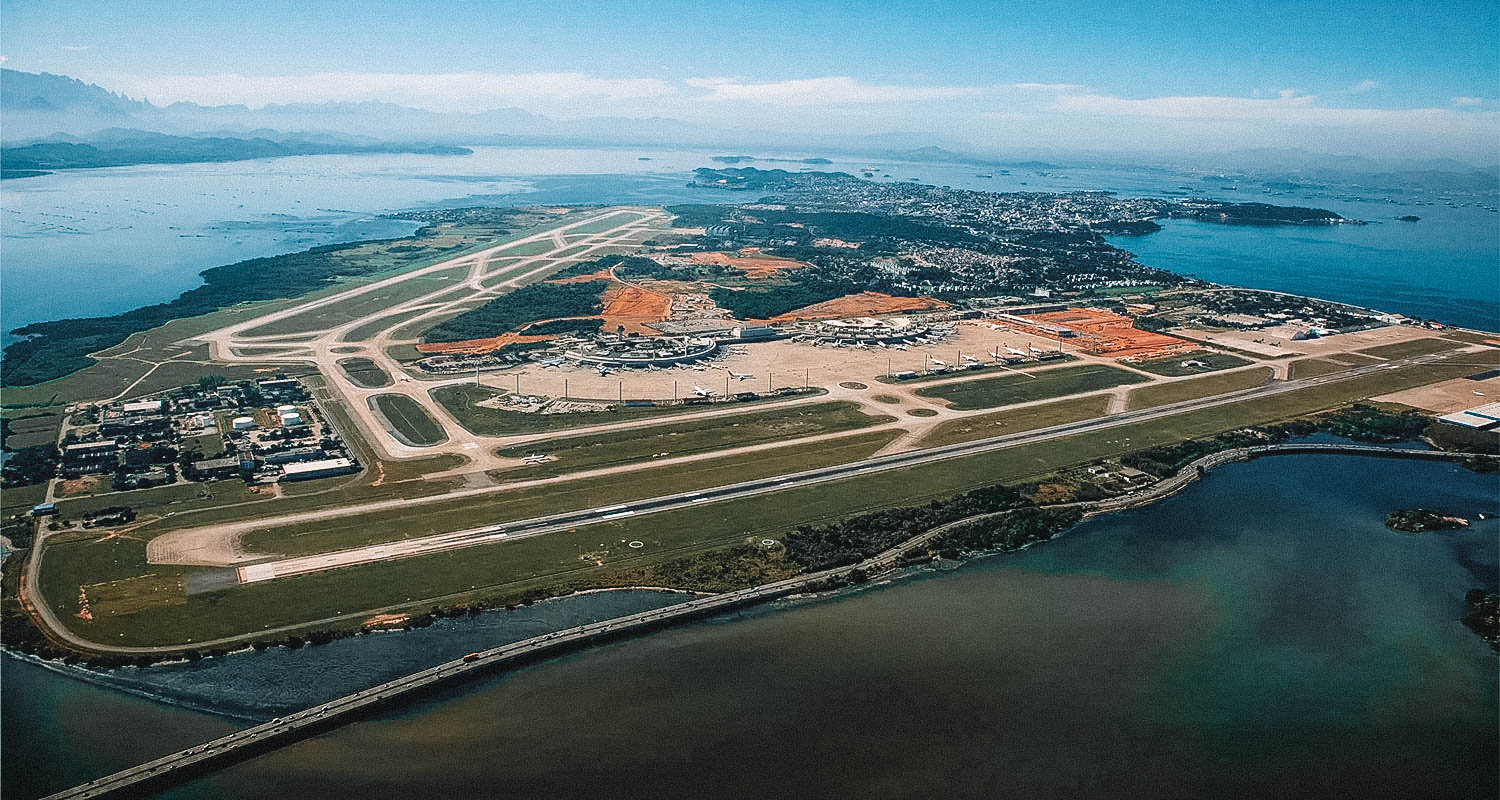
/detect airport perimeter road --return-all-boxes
[235,350,1464,583]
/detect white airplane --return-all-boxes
[930,358,947,367]
[521,454,548,465]
[1475,391,1487,397]
[538,357,565,367]
[893,344,909,350]
[962,355,981,364]
[728,371,754,380]
[597,365,612,376]
[855,342,869,349]
[693,386,712,397]
[692,365,707,371]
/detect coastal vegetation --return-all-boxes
[1384,509,1469,534]
[1,132,470,174]
[1462,590,1499,653]
[1,212,532,387]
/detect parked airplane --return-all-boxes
[538,357,565,367]
[728,371,754,380]
[693,386,712,397]
[893,344,909,350]
[597,365,612,376]
[521,454,548,465]
[962,355,981,364]
[930,358,947,367]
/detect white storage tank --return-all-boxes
[232,416,256,430]
[276,404,298,415]
[279,411,302,426]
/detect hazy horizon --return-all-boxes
[3,0,1497,165]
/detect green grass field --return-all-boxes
[1287,358,1350,380]
[563,211,642,235]
[433,384,824,436]
[34,348,1500,648]
[1,409,64,449]
[1126,367,1274,410]
[916,363,1149,410]
[495,401,890,477]
[240,265,474,338]
[875,355,1077,384]
[369,394,447,446]
[240,429,902,559]
[337,358,393,388]
[1130,351,1254,376]
[919,394,1111,447]
[1357,337,1463,359]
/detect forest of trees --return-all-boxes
[422,281,607,343]
[709,282,853,319]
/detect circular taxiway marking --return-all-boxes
[628,541,645,549]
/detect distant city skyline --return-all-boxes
[3,0,1497,161]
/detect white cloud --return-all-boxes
[60,45,90,52]
[685,76,981,105]
[1345,79,1380,93]
[99,71,676,112]
[1013,82,1085,92]
[1050,91,1325,120]
[1453,96,1485,106]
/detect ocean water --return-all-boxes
[1,147,1495,342]
[5,454,1494,799]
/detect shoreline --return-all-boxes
[21,446,1498,799]
[17,443,1491,707]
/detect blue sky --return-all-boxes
[3,0,1497,160]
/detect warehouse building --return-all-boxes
[1438,402,1500,431]
[280,457,358,482]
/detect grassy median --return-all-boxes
[916,363,1149,410]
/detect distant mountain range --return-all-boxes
[2,69,1495,188]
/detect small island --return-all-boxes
[1385,508,1470,534]
[1462,590,1499,653]
[1397,215,1421,222]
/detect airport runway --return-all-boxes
[236,350,1461,583]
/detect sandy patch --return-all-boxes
[771,292,948,321]
[601,284,672,334]
[1374,376,1500,413]
[689,249,809,279]
[416,332,557,355]
[1020,308,1192,359]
